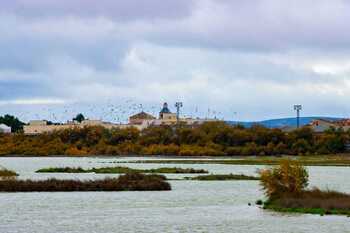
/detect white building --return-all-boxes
[0,124,11,133]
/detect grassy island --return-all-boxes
[36,166,208,174]
[259,160,350,216]
[263,188,350,215]
[185,174,259,181]
[0,173,171,192]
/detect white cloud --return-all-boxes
[0,98,66,106]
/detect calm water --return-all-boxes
[0,157,349,233]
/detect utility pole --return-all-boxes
[175,102,183,123]
[294,105,302,128]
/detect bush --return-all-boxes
[255,199,263,205]
[65,146,88,156]
[259,159,309,199]
[179,145,225,156]
[142,144,180,155]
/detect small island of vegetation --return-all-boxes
[0,167,18,179]
[36,166,208,174]
[259,160,350,216]
[185,174,259,181]
[123,156,350,166]
[0,173,171,192]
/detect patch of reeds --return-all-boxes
[36,166,208,174]
[185,173,259,181]
[0,168,18,179]
[265,188,350,215]
[0,173,171,192]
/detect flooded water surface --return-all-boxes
[0,157,349,233]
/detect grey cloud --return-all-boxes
[1,0,350,121]
[1,0,194,21]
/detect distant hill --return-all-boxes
[226,117,344,128]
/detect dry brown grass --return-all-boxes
[0,168,18,179]
[276,188,350,210]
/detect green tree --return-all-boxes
[73,113,85,123]
[0,114,25,132]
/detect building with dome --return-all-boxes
[128,102,218,127]
[158,102,177,123]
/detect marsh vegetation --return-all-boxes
[0,173,171,192]
[0,167,18,180]
[185,174,259,181]
[259,160,350,215]
[122,156,350,166]
[36,166,208,174]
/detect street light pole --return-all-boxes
[294,105,302,128]
[175,102,183,123]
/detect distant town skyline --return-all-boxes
[1,0,350,121]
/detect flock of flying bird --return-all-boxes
[8,99,226,124]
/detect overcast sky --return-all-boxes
[1,0,350,122]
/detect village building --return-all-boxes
[23,119,138,135]
[0,124,11,133]
[23,102,220,135]
[309,119,350,132]
[129,111,156,125]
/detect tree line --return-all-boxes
[0,121,348,156]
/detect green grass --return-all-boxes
[36,166,208,174]
[116,156,350,166]
[185,173,259,181]
[0,173,171,192]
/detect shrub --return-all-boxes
[178,145,225,156]
[142,144,180,155]
[256,199,263,205]
[65,146,88,156]
[224,146,243,156]
[259,159,309,199]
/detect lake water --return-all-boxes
[0,157,349,233]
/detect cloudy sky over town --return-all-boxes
[1,0,350,122]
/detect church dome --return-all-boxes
[160,102,171,113]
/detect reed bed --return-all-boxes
[0,173,171,192]
[36,166,208,174]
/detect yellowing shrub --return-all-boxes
[259,159,309,199]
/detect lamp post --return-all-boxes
[294,105,302,128]
[175,102,183,123]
